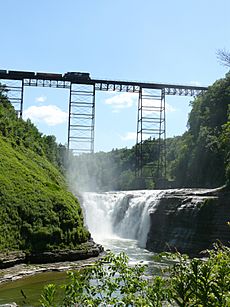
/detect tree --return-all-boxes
[171,73,230,188]
[217,49,230,68]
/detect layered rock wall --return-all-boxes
[146,188,230,256]
[0,241,103,269]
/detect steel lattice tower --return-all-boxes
[136,87,166,184]
[68,83,95,154]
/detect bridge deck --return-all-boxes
[0,70,208,95]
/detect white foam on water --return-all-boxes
[82,190,164,248]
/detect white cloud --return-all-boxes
[120,131,150,141]
[104,92,175,114]
[121,132,137,141]
[165,102,176,112]
[141,90,175,114]
[23,105,68,126]
[142,99,176,116]
[35,96,47,103]
[105,92,137,112]
[190,81,201,86]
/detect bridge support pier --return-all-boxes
[136,87,166,185]
[68,83,95,154]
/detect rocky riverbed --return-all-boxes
[0,240,103,285]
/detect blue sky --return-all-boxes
[1,0,229,152]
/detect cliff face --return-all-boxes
[146,188,230,257]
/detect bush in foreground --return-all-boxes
[39,244,230,306]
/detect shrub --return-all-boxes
[40,244,230,306]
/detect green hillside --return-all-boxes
[0,87,89,252]
[168,72,230,187]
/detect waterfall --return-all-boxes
[82,190,164,248]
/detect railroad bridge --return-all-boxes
[0,70,208,182]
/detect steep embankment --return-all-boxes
[0,88,102,266]
[0,137,89,251]
[146,188,230,256]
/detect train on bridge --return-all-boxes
[0,70,91,81]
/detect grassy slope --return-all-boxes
[0,95,90,252]
[0,136,90,252]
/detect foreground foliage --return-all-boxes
[40,244,230,306]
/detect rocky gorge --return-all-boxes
[81,187,230,257]
[146,187,230,256]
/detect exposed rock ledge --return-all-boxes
[146,187,230,257]
[0,240,103,270]
[0,244,104,307]
[0,241,104,294]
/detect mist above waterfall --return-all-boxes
[66,152,163,249]
[66,147,141,194]
[67,153,103,193]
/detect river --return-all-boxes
[0,190,165,306]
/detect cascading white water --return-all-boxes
[82,190,164,248]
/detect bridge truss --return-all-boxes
[0,70,207,184]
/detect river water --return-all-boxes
[0,190,165,306]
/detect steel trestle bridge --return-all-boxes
[0,70,208,183]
